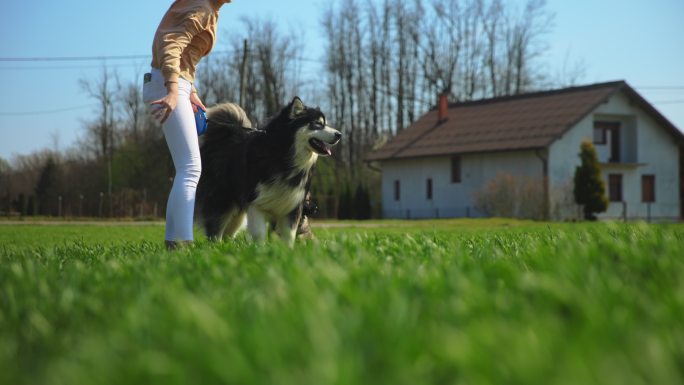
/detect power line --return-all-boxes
[653,99,684,105]
[0,49,323,68]
[0,63,146,71]
[0,54,151,62]
[0,49,242,63]
[635,86,684,90]
[0,104,97,116]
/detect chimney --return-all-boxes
[438,93,449,123]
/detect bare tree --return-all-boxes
[79,67,119,215]
[502,0,553,94]
[118,76,145,143]
[421,0,462,97]
[552,49,587,87]
[79,68,119,160]
[197,17,303,126]
[480,0,503,96]
[0,157,11,215]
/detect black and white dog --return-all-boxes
[195,97,341,245]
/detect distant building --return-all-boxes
[366,81,683,221]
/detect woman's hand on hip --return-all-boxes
[150,82,179,124]
[190,91,206,113]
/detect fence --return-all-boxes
[3,189,163,219]
[382,206,483,219]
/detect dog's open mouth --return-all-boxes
[309,138,332,156]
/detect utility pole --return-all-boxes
[140,188,147,218]
[99,192,104,217]
[239,39,249,107]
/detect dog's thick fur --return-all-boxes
[195,97,341,245]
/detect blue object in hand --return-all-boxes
[195,107,208,136]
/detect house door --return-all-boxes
[610,124,621,162]
[595,121,621,163]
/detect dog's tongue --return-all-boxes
[325,145,332,156]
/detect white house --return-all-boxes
[366,81,683,221]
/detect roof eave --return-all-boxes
[365,145,548,163]
[620,84,684,143]
[544,81,626,147]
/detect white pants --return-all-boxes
[143,68,200,242]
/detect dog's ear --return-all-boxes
[289,97,305,119]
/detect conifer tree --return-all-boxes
[573,140,608,220]
[354,184,372,220]
[35,157,61,216]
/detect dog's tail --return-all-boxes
[206,102,252,129]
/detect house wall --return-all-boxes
[380,151,543,218]
[548,92,680,221]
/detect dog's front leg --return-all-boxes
[275,206,302,247]
[247,206,267,242]
[275,217,297,247]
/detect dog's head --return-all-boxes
[270,97,341,157]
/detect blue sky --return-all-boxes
[1,0,683,161]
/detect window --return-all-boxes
[426,178,433,200]
[394,180,400,201]
[642,175,655,203]
[608,174,623,202]
[593,126,607,144]
[451,155,461,183]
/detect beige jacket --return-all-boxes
[151,0,229,86]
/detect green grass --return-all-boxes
[1,220,683,385]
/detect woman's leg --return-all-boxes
[161,81,201,243]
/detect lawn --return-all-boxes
[1,219,683,385]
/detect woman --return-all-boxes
[143,0,232,250]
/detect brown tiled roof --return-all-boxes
[366,81,682,161]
